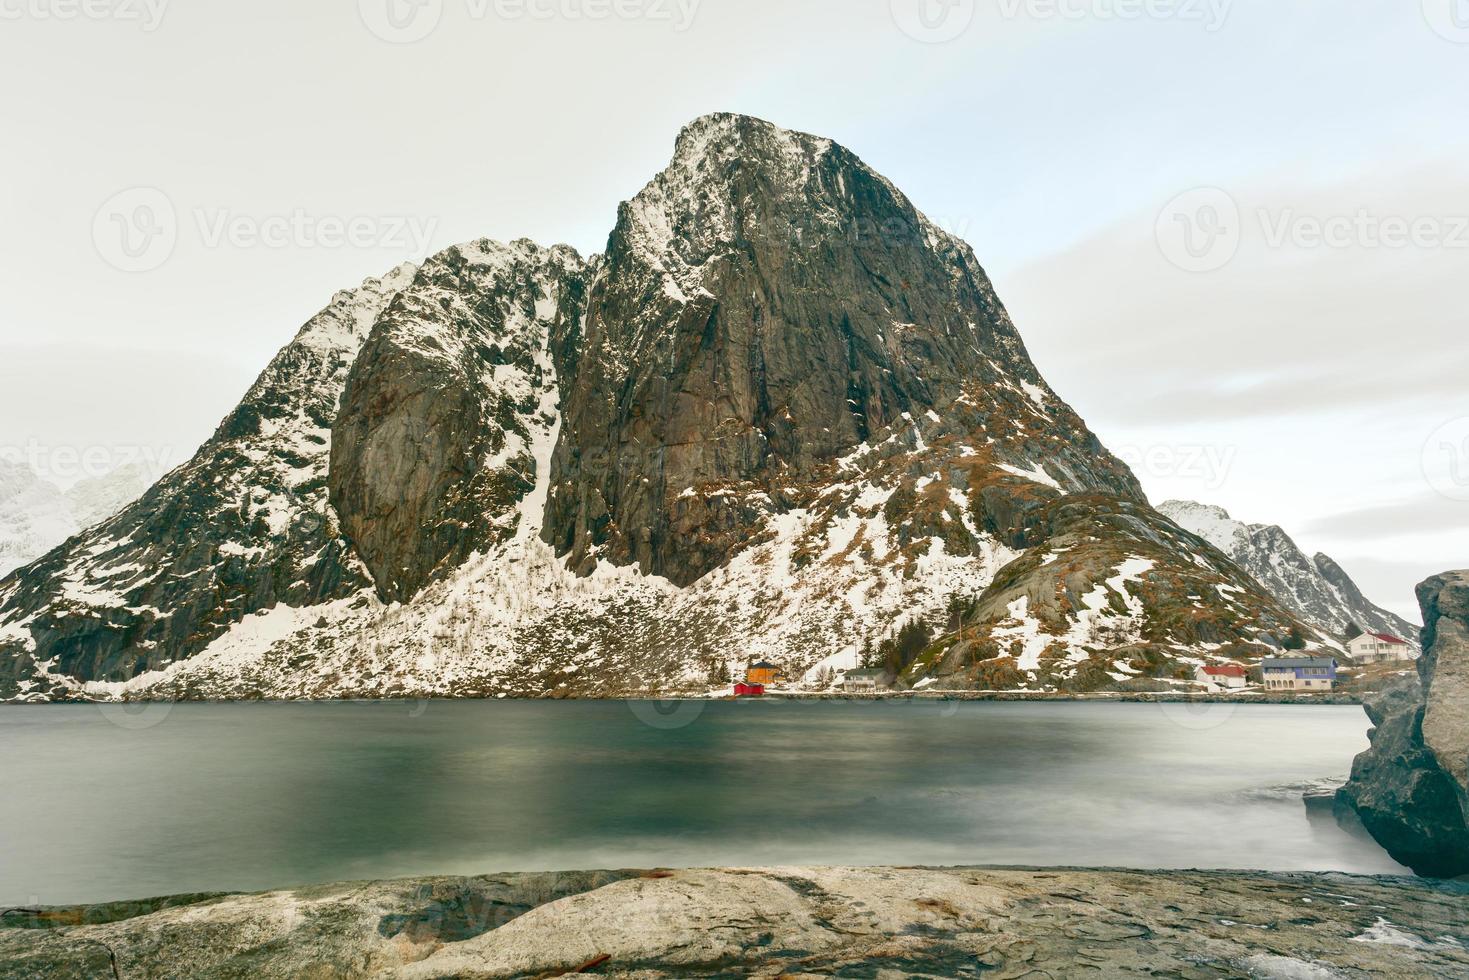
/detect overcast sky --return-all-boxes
[2,1,1465,620]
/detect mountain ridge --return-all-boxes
[1157,499,1419,647]
[1,114,1331,701]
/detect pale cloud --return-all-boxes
[998,165,1469,616]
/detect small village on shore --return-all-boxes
[719,629,1418,702]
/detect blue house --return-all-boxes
[1261,657,1338,692]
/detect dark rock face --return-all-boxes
[544,113,1141,586]
[0,265,416,697]
[1340,570,1469,877]
[331,241,589,602]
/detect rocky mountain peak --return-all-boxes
[546,114,1137,586]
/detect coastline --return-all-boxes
[4,865,1465,978]
[5,690,1370,707]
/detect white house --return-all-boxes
[1347,632,1414,664]
[1195,664,1249,691]
[1261,657,1338,692]
[841,669,887,694]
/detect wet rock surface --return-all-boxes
[1341,570,1469,878]
[2,866,1465,978]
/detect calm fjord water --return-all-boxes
[1,700,1403,904]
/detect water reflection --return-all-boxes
[0,700,1405,905]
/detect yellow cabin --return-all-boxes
[745,661,780,686]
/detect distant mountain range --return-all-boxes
[0,461,147,579]
[1157,500,1419,647]
[1,115,1338,701]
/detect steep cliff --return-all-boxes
[331,241,590,602]
[1339,570,1469,877]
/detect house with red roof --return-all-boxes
[1346,632,1414,664]
[1195,663,1249,692]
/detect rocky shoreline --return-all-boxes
[1339,571,1469,878]
[3,866,1466,978]
[10,690,1371,707]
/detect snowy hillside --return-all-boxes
[0,462,148,579]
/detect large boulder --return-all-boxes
[1339,570,1469,877]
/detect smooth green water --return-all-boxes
[0,699,1402,905]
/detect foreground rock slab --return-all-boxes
[3,867,1466,978]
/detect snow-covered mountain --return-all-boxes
[0,462,148,579]
[1157,500,1419,647]
[1,115,1325,702]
